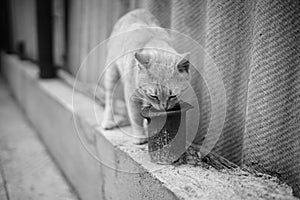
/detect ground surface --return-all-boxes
[0,77,78,200]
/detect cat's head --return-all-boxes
[134,50,191,110]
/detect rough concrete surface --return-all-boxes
[0,77,78,200]
[103,130,297,200]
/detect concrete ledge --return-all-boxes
[1,53,297,200]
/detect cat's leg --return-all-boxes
[102,63,120,129]
[125,92,147,144]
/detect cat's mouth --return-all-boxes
[140,102,187,120]
[144,102,179,112]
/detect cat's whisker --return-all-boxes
[180,96,199,103]
[178,94,196,101]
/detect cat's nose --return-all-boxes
[161,102,168,109]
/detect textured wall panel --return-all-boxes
[244,0,300,196]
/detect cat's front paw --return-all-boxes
[133,137,148,145]
[101,119,118,130]
[131,128,148,145]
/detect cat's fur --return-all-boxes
[102,9,191,144]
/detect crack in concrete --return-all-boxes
[0,157,10,200]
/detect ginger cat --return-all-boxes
[102,9,191,144]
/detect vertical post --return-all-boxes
[64,0,69,67]
[36,0,56,78]
[0,0,13,53]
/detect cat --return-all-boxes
[102,9,191,144]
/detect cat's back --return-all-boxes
[111,9,160,35]
[106,9,170,66]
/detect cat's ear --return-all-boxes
[177,52,190,73]
[135,52,150,69]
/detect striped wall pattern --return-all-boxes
[243,0,300,195]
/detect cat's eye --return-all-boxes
[149,95,159,100]
[169,95,177,100]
